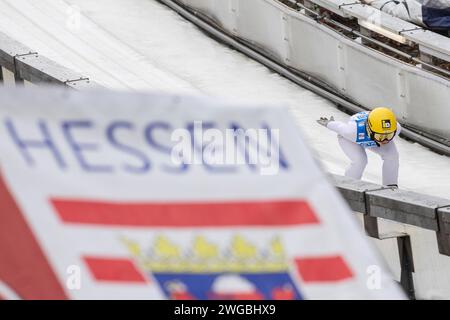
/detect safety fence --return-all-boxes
[285,0,450,72]
[0,31,96,89]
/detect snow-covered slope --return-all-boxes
[0,0,448,198]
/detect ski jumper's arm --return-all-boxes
[326,121,357,142]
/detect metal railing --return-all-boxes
[0,31,97,89]
[333,174,450,299]
[333,174,450,254]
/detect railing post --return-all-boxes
[363,213,379,238]
[363,187,416,299]
[0,66,3,84]
[363,187,391,238]
[13,59,24,85]
[397,235,415,300]
[13,53,37,86]
[436,206,450,255]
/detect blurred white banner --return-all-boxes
[0,87,404,300]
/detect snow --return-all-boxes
[0,0,448,198]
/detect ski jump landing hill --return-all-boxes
[0,2,449,298]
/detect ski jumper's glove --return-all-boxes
[316,116,334,127]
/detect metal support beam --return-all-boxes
[364,228,416,299]
[359,26,373,46]
[420,50,435,72]
[360,183,416,299]
[436,206,450,255]
[302,0,317,18]
[0,32,97,90]
[363,187,390,238]
[13,52,37,85]
[397,235,415,300]
[363,214,379,238]
[13,65,24,85]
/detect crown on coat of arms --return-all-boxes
[121,235,288,273]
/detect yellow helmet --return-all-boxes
[367,107,397,142]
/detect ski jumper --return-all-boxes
[327,112,401,186]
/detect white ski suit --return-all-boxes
[327,112,401,186]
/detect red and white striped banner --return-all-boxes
[0,87,404,299]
